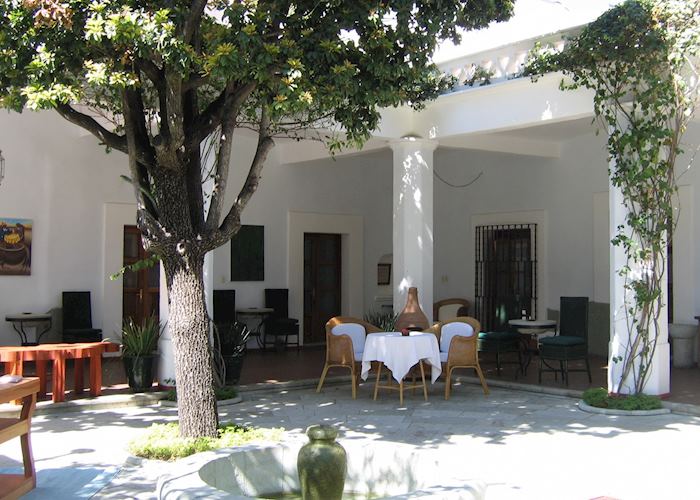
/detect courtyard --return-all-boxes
[0,377,699,499]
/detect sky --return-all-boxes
[433,0,624,63]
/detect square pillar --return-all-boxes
[607,171,670,396]
[390,137,437,323]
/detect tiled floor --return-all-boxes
[17,345,700,406]
[238,345,700,404]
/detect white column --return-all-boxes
[389,137,437,323]
[607,169,670,396]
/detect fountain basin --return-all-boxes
[157,441,485,499]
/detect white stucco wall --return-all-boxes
[0,111,133,344]
[0,109,697,353]
[211,148,394,321]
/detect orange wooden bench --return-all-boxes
[0,342,119,403]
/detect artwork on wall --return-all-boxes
[0,218,32,276]
[230,225,264,281]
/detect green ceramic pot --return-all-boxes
[297,425,347,500]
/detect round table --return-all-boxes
[507,319,558,373]
[235,308,274,349]
[361,332,441,405]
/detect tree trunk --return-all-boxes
[163,252,218,438]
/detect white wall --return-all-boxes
[432,133,610,313]
[0,111,133,345]
[1,111,697,352]
[211,148,394,321]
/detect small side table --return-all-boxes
[5,314,52,346]
[0,377,39,498]
[507,319,558,373]
[235,308,274,349]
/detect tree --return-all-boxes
[526,0,699,394]
[0,0,513,437]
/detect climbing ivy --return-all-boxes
[525,0,699,394]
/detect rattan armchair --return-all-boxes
[433,298,471,322]
[316,316,382,399]
[434,317,489,399]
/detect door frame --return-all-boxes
[289,212,364,346]
[102,203,137,345]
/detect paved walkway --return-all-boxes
[0,380,699,499]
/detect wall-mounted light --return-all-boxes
[0,150,4,186]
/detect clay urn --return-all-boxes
[394,287,429,332]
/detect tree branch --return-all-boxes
[56,104,128,153]
[204,115,236,232]
[183,74,209,92]
[206,107,274,249]
[122,90,164,244]
[137,58,163,89]
[184,87,205,233]
[182,0,207,44]
[189,82,256,147]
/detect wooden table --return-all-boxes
[0,377,39,498]
[0,342,119,403]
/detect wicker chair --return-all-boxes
[433,298,471,322]
[432,317,489,399]
[316,316,382,399]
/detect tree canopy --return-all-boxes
[0,0,515,437]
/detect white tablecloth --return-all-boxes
[361,332,442,383]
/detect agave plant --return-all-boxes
[363,309,399,332]
[121,315,163,357]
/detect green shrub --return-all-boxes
[121,315,163,356]
[128,422,283,461]
[364,309,398,332]
[583,387,662,411]
[164,386,238,402]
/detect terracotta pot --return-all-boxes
[395,287,429,332]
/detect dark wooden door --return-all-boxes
[123,225,160,324]
[303,233,341,344]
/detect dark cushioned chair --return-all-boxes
[213,289,236,328]
[538,296,591,385]
[477,330,524,377]
[62,291,102,343]
[263,288,300,350]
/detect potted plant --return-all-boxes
[121,315,163,392]
[216,322,251,385]
[363,309,398,332]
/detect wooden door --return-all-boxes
[303,233,341,344]
[123,225,160,324]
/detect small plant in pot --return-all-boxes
[215,322,251,385]
[121,315,163,392]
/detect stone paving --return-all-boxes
[0,380,699,499]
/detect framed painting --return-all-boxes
[0,218,32,276]
[230,225,264,281]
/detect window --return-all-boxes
[475,224,537,331]
[230,225,264,281]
